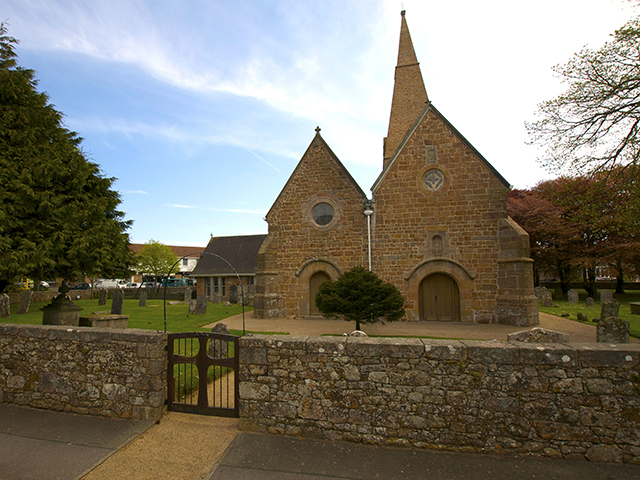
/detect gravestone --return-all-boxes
[586,297,595,308]
[349,330,368,337]
[507,327,569,343]
[0,293,10,318]
[139,291,147,307]
[111,289,124,315]
[577,312,588,322]
[600,290,614,303]
[210,293,220,304]
[195,295,207,314]
[597,317,630,343]
[553,286,563,300]
[17,290,32,314]
[208,322,230,358]
[567,289,579,304]
[533,286,545,303]
[540,288,553,307]
[184,287,192,303]
[98,288,108,306]
[599,300,619,324]
[42,286,82,326]
[188,300,197,314]
[229,285,238,304]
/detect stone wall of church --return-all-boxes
[372,109,533,323]
[254,137,368,319]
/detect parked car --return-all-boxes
[40,281,50,288]
[124,282,140,289]
[70,283,92,290]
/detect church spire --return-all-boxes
[383,11,429,168]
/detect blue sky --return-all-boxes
[3,0,636,246]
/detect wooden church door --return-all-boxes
[309,271,331,315]
[419,273,460,321]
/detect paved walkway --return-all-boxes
[207,311,618,343]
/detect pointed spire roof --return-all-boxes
[383,11,428,167]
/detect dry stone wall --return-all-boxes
[0,324,166,420]
[239,335,640,463]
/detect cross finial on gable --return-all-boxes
[315,126,321,134]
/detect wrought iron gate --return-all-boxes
[167,332,239,417]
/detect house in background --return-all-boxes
[191,235,267,303]
[129,244,206,282]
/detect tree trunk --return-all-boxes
[616,273,625,294]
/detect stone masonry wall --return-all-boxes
[239,335,640,463]
[0,324,166,420]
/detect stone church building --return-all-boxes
[254,11,538,325]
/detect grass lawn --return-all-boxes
[4,298,251,333]
[538,290,640,339]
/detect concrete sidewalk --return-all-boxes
[208,432,640,480]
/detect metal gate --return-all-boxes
[167,332,239,417]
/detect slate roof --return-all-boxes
[191,234,267,276]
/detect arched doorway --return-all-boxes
[309,271,331,315]
[419,273,460,321]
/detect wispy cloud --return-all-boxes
[166,204,266,215]
[126,190,148,194]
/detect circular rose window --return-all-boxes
[312,202,334,226]
[423,169,445,191]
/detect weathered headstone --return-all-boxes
[229,284,238,304]
[188,299,197,314]
[507,327,569,343]
[184,287,192,303]
[111,289,124,315]
[41,286,82,326]
[567,289,579,304]
[553,286,563,300]
[533,286,545,302]
[540,288,553,307]
[98,288,108,306]
[139,291,147,307]
[597,317,630,343]
[210,293,220,304]
[600,290,614,303]
[17,290,32,314]
[600,300,619,325]
[577,312,588,322]
[586,297,595,308]
[0,293,10,318]
[208,322,230,358]
[195,294,207,314]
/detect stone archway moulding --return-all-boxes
[295,258,343,279]
[404,258,476,282]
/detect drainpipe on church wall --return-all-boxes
[364,200,374,271]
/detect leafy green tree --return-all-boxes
[315,266,406,331]
[137,240,179,279]
[527,16,640,178]
[0,23,134,293]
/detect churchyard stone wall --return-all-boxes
[0,324,166,420]
[239,335,640,463]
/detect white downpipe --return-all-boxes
[364,201,374,271]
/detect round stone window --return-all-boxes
[423,169,445,191]
[312,202,334,226]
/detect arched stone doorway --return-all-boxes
[309,271,331,315]
[419,273,461,321]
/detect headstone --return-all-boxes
[350,330,368,337]
[553,286,563,300]
[17,290,32,314]
[0,293,10,318]
[507,327,569,343]
[533,286,545,302]
[540,288,553,307]
[139,291,147,307]
[229,284,238,304]
[188,300,197,314]
[586,297,595,308]
[41,286,82,326]
[210,293,220,304]
[195,294,207,314]
[184,287,192,303]
[597,317,630,343]
[600,290,614,303]
[600,300,619,325]
[208,322,230,358]
[98,288,108,306]
[577,312,588,322]
[111,289,124,315]
[567,289,579,304]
